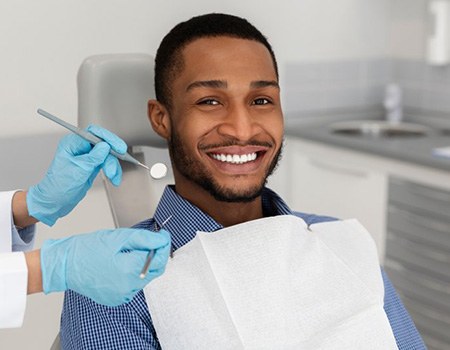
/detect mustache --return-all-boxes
[198,139,274,151]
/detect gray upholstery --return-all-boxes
[77,53,166,148]
[77,53,172,228]
[52,52,173,350]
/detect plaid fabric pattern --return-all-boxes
[60,186,425,349]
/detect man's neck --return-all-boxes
[173,183,264,227]
[209,199,263,227]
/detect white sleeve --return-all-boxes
[0,252,27,328]
[0,191,29,328]
[0,191,16,253]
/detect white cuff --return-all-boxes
[0,191,16,253]
[0,252,27,328]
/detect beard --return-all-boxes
[168,130,283,203]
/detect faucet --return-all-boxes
[383,83,403,124]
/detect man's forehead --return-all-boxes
[181,35,270,57]
[177,36,278,83]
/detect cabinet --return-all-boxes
[270,137,388,261]
[385,177,450,350]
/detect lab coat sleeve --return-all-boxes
[0,191,16,253]
[0,252,27,328]
[0,191,33,328]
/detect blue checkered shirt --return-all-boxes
[60,186,425,349]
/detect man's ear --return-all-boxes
[148,99,171,139]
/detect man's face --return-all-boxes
[166,36,283,202]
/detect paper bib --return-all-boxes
[144,215,398,350]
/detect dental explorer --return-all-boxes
[37,109,167,179]
[139,215,173,279]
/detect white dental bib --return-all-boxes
[144,215,398,349]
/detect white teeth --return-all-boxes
[211,152,258,164]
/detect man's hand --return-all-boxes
[40,228,171,306]
[27,125,127,226]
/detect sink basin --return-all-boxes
[329,120,431,137]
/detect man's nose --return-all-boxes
[217,104,261,141]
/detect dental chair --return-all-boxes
[50,53,172,350]
[78,53,172,227]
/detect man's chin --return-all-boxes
[207,184,264,203]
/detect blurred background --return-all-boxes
[1,0,449,349]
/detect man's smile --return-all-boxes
[210,152,257,164]
[203,145,270,174]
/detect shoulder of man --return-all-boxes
[131,218,156,230]
[291,211,338,226]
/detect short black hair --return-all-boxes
[154,13,279,108]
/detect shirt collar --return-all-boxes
[153,185,293,250]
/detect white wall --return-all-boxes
[0,0,392,138]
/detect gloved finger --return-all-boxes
[122,229,171,251]
[146,266,166,281]
[117,250,150,273]
[148,241,171,271]
[86,166,102,190]
[114,250,157,280]
[102,154,122,186]
[76,142,111,170]
[87,124,127,155]
[58,134,93,156]
[127,250,168,283]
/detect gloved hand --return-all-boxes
[41,228,171,306]
[27,125,127,226]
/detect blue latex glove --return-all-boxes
[41,228,171,306]
[27,125,127,226]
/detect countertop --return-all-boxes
[284,113,450,172]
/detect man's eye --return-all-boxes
[198,99,219,106]
[253,98,271,105]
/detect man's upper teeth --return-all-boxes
[212,153,257,164]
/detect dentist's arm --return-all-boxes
[26,124,127,226]
[11,191,37,229]
[11,124,125,230]
[25,228,171,306]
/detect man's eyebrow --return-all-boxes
[186,80,227,92]
[250,80,279,89]
[186,79,279,92]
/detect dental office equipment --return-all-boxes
[149,162,168,179]
[37,109,168,179]
[140,215,173,279]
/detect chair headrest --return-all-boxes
[77,53,166,148]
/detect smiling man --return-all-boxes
[148,34,283,227]
[60,13,425,350]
